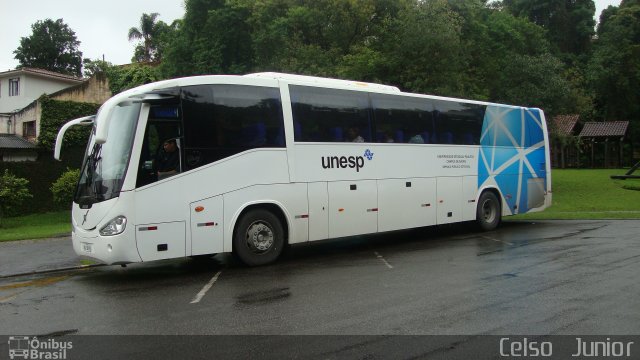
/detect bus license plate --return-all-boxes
[81,242,94,253]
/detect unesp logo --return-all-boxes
[321,149,374,172]
[364,149,374,160]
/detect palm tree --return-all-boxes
[128,13,161,62]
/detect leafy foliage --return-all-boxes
[156,0,581,115]
[129,13,175,63]
[83,58,114,78]
[13,19,83,77]
[502,0,596,59]
[51,168,80,206]
[587,0,640,147]
[0,148,85,215]
[0,170,33,221]
[38,96,99,151]
[106,63,161,94]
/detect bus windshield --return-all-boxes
[75,102,141,206]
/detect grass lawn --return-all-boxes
[0,211,71,242]
[511,168,640,220]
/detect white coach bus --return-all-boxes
[55,72,551,266]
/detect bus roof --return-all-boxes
[246,72,401,93]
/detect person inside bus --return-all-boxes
[408,133,425,143]
[347,126,364,143]
[156,139,180,180]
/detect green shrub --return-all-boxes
[51,168,80,206]
[0,169,33,220]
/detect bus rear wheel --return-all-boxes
[476,191,501,231]
[233,209,284,266]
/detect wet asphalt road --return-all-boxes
[1,220,639,337]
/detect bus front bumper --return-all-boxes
[72,226,142,265]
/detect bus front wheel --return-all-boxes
[476,191,501,231]
[233,209,284,266]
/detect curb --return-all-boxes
[0,263,106,280]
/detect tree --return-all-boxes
[106,64,161,94]
[0,170,32,223]
[374,0,467,96]
[128,13,169,62]
[13,19,83,77]
[588,0,640,148]
[502,0,595,59]
[82,58,114,77]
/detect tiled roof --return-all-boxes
[0,67,83,82]
[0,134,37,149]
[579,121,629,137]
[552,115,579,136]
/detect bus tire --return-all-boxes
[233,209,285,266]
[476,191,501,231]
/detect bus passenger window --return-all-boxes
[290,85,371,143]
[181,84,285,171]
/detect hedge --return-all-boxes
[38,96,100,151]
[0,147,86,215]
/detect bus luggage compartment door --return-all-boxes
[378,178,436,232]
[436,177,463,224]
[136,221,186,261]
[328,180,377,238]
[190,196,224,255]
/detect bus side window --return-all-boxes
[181,85,285,171]
[433,100,484,145]
[290,85,371,143]
[371,93,433,144]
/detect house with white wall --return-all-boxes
[0,68,83,135]
[0,68,111,161]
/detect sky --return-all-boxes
[0,0,625,73]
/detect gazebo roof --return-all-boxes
[579,121,629,138]
[553,115,579,136]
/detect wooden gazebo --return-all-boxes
[578,121,629,168]
[551,115,580,168]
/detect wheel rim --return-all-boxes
[245,220,275,254]
[481,198,497,223]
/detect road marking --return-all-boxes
[482,235,514,246]
[374,251,394,269]
[0,275,70,291]
[0,291,23,303]
[190,270,222,304]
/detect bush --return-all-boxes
[0,169,33,221]
[51,168,80,206]
[0,147,85,215]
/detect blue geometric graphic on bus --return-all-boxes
[478,106,547,215]
[364,149,374,160]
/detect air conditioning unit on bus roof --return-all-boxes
[246,72,401,93]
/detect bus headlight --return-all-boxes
[100,216,127,236]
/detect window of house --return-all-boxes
[23,121,36,138]
[9,78,20,96]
